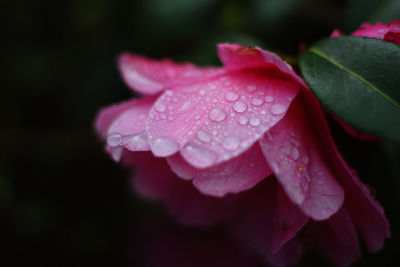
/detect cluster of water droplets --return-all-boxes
[147,74,295,167]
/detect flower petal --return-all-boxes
[167,143,272,197]
[118,53,223,95]
[126,152,237,226]
[328,111,380,141]
[306,208,361,267]
[146,70,299,167]
[296,90,390,251]
[104,96,157,152]
[232,178,308,266]
[260,97,345,221]
[95,98,143,139]
[217,43,308,88]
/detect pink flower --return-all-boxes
[95,44,390,266]
[331,20,400,141]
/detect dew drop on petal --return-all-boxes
[107,133,122,147]
[123,132,148,150]
[209,108,226,122]
[270,103,286,115]
[291,147,300,160]
[197,130,211,143]
[246,85,257,92]
[265,95,274,103]
[238,115,249,125]
[251,98,263,106]
[233,101,247,113]
[184,143,217,168]
[151,137,180,157]
[178,99,193,113]
[249,117,261,126]
[111,146,123,162]
[222,136,240,151]
[154,102,166,112]
[225,91,239,102]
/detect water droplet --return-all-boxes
[166,90,173,96]
[183,143,217,168]
[209,108,226,122]
[123,132,148,150]
[197,130,211,143]
[222,136,240,150]
[151,137,180,157]
[251,98,263,106]
[233,101,247,113]
[194,115,201,120]
[111,146,123,162]
[238,116,249,125]
[249,117,261,126]
[291,147,300,160]
[178,99,192,113]
[246,85,257,92]
[107,133,122,147]
[270,104,286,115]
[154,102,166,112]
[240,140,249,148]
[225,91,239,102]
[199,89,206,96]
[160,113,167,120]
[281,143,292,155]
[265,95,274,103]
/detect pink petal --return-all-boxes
[232,178,308,266]
[105,96,157,152]
[306,208,361,267]
[146,70,299,167]
[126,152,237,226]
[330,29,343,37]
[298,89,390,251]
[260,97,345,221]
[95,98,143,139]
[217,43,308,88]
[167,143,272,197]
[352,22,389,39]
[118,53,223,95]
[328,111,381,141]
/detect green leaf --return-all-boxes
[299,36,400,142]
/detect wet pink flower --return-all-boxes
[95,44,390,266]
[331,20,400,141]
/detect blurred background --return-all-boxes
[3,0,400,266]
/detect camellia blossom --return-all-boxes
[331,20,400,141]
[95,43,390,266]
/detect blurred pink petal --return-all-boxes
[118,53,223,95]
[233,178,308,266]
[125,151,236,226]
[306,208,361,267]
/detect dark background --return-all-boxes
[3,0,400,266]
